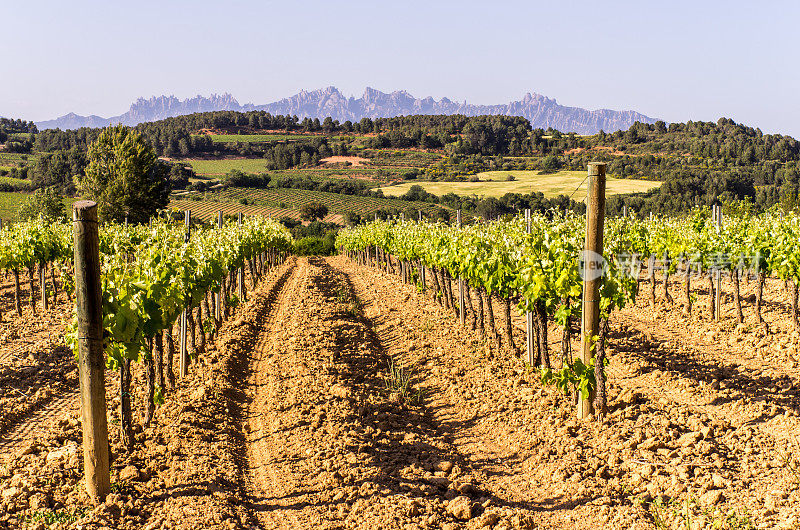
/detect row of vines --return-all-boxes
[0,215,294,450]
[336,208,800,415]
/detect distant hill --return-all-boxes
[36,87,657,134]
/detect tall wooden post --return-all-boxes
[457,209,465,326]
[525,209,535,366]
[180,210,191,378]
[237,213,244,301]
[578,163,606,419]
[73,201,110,503]
[215,211,223,322]
[374,213,380,268]
[39,263,48,310]
[715,205,722,321]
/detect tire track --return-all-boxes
[240,257,306,528]
[0,390,79,457]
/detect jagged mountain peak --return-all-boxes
[36,87,657,134]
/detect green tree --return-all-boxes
[299,201,329,222]
[76,125,170,223]
[16,187,66,221]
[540,154,561,173]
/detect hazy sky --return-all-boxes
[3,0,798,135]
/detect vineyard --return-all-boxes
[178,157,405,180]
[174,186,444,223]
[1,200,800,528]
[168,197,344,224]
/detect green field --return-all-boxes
[0,192,76,222]
[377,170,660,200]
[0,192,27,221]
[180,158,269,175]
[0,176,30,189]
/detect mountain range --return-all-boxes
[36,87,657,134]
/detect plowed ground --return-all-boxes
[1,256,799,529]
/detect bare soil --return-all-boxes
[1,258,800,529]
[319,156,370,167]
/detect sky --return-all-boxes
[2,0,798,136]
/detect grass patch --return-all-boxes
[178,158,268,175]
[377,170,660,200]
[26,507,88,526]
[383,358,423,405]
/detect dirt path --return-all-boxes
[238,257,552,529]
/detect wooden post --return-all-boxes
[623,205,628,218]
[374,213,380,268]
[715,206,722,321]
[180,210,190,378]
[525,209,535,366]
[215,211,223,322]
[237,213,244,302]
[73,201,110,503]
[39,263,48,310]
[457,209,465,326]
[578,163,606,419]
